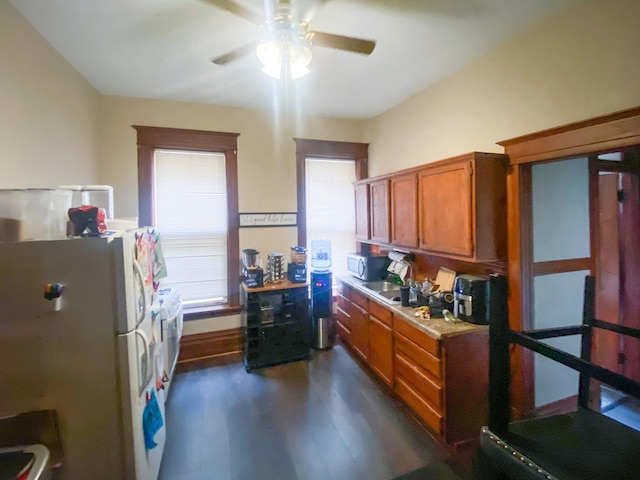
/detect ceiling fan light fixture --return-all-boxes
[289,62,310,80]
[256,40,281,66]
[256,37,312,80]
[261,62,283,79]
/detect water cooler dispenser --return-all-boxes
[310,239,335,349]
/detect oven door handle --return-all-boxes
[358,258,366,278]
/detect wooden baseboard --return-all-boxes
[178,327,243,364]
[530,394,578,418]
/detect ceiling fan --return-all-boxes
[201,0,376,79]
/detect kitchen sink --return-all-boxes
[362,281,400,293]
[361,281,402,305]
[377,290,402,302]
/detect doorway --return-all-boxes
[595,152,640,382]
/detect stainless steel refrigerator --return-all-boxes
[0,230,166,479]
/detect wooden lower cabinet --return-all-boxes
[336,287,352,343]
[369,316,393,386]
[336,281,488,448]
[350,302,369,361]
[394,315,489,447]
[395,376,443,436]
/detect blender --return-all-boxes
[242,249,263,288]
[287,246,307,283]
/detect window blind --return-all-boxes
[305,157,356,276]
[154,149,228,308]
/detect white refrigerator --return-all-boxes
[0,230,166,480]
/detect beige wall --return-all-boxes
[98,96,365,332]
[6,0,640,333]
[364,0,640,176]
[0,0,100,188]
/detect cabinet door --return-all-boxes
[354,182,370,241]
[418,161,473,257]
[369,315,393,386]
[390,173,418,248]
[350,303,369,361]
[369,179,390,243]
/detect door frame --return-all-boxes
[498,106,640,417]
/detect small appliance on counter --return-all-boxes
[453,274,489,324]
[242,248,263,288]
[346,252,390,281]
[265,252,285,283]
[287,246,307,283]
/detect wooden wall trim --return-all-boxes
[133,125,241,308]
[531,257,593,277]
[507,164,534,416]
[177,327,244,364]
[294,138,369,247]
[293,138,369,159]
[133,125,240,150]
[502,107,640,417]
[498,106,640,165]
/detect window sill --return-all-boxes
[184,304,242,321]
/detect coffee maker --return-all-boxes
[453,274,489,324]
[242,248,263,288]
[287,246,307,283]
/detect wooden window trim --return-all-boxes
[133,125,241,310]
[294,138,369,247]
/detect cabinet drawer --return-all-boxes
[350,288,368,310]
[394,331,442,381]
[395,353,442,411]
[395,377,443,436]
[369,301,392,326]
[336,319,350,342]
[337,294,351,313]
[394,315,440,357]
[336,306,351,330]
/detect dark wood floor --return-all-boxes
[159,345,466,480]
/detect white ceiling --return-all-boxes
[10,0,575,119]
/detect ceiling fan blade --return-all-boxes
[308,31,376,55]
[200,0,263,25]
[211,42,257,65]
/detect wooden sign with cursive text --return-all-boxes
[239,212,298,228]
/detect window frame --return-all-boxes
[134,125,241,318]
[294,138,369,247]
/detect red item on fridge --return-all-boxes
[67,205,107,236]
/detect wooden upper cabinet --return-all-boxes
[354,181,370,241]
[418,152,507,262]
[419,161,473,257]
[390,173,418,248]
[369,179,390,243]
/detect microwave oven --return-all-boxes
[346,253,390,281]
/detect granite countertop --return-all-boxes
[337,275,487,339]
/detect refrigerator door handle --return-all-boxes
[135,328,151,393]
[133,259,147,325]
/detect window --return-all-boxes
[154,150,228,308]
[305,158,356,276]
[295,138,368,276]
[134,126,240,318]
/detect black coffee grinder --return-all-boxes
[287,246,307,283]
[242,249,263,288]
